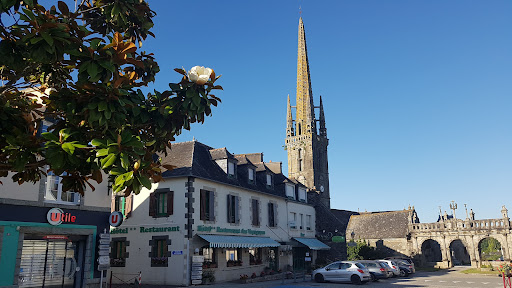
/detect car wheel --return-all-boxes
[351,274,362,285]
[314,273,325,283]
[370,273,376,282]
[399,269,406,277]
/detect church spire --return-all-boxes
[296,17,315,135]
[286,94,294,137]
[319,95,327,137]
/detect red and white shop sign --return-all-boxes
[47,208,77,226]
[109,211,124,227]
[43,235,70,240]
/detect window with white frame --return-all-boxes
[45,170,80,205]
[298,187,307,202]
[289,212,297,229]
[285,184,295,199]
[227,161,236,177]
[306,215,312,230]
[266,174,273,187]
[248,168,255,184]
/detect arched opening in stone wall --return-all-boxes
[421,239,442,263]
[479,237,503,261]
[449,239,471,266]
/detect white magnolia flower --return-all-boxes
[187,66,212,85]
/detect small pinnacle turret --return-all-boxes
[319,96,327,137]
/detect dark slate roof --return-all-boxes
[160,141,309,203]
[346,210,414,240]
[234,154,257,167]
[209,147,236,161]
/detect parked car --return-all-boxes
[378,260,400,277]
[386,257,415,273]
[377,261,394,278]
[396,260,414,276]
[312,261,371,284]
[357,260,388,281]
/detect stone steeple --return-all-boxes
[295,17,316,136]
[285,17,330,208]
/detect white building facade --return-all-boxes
[0,170,111,287]
[109,141,328,285]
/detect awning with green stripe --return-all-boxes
[198,234,280,248]
[293,237,331,250]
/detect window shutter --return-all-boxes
[167,191,174,215]
[273,204,277,226]
[111,194,116,212]
[125,195,133,218]
[149,192,156,217]
[268,203,272,227]
[255,200,259,226]
[226,195,231,223]
[209,191,215,221]
[234,196,240,224]
[200,190,206,220]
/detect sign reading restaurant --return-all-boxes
[197,225,265,235]
[111,225,180,234]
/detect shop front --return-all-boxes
[291,237,330,272]
[0,204,110,288]
[193,234,282,283]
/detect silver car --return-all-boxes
[378,259,400,277]
[312,261,371,284]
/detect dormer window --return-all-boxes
[266,174,273,188]
[227,161,236,178]
[298,188,307,203]
[248,168,255,184]
[285,184,295,200]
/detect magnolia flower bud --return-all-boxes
[187,66,212,85]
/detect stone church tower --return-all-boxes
[285,17,330,209]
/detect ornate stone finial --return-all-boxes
[408,204,411,210]
[502,205,508,219]
[449,201,458,220]
[444,210,448,221]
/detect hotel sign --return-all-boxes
[197,225,265,235]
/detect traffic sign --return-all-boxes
[98,256,110,265]
[99,233,110,239]
[98,264,109,271]
[98,250,110,256]
[98,244,110,250]
[99,239,110,245]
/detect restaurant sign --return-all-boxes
[197,225,265,235]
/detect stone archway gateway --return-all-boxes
[409,205,511,268]
[479,237,503,261]
[421,239,442,263]
[450,239,470,265]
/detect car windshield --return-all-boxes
[379,262,389,268]
[355,263,365,269]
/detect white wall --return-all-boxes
[0,173,40,201]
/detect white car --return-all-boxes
[378,260,400,276]
[312,261,371,284]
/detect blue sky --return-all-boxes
[142,1,512,223]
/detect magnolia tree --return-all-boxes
[0,0,222,195]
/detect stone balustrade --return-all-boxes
[410,218,510,232]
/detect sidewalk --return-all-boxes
[109,276,313,288]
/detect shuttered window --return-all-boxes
[149,189,173,218]
[251,199,259,226]
[227,194,239,224]
[200,189,215,221]
[268,202,277,227]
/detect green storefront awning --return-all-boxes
[198,234,281,248]
[293,237,331,250]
